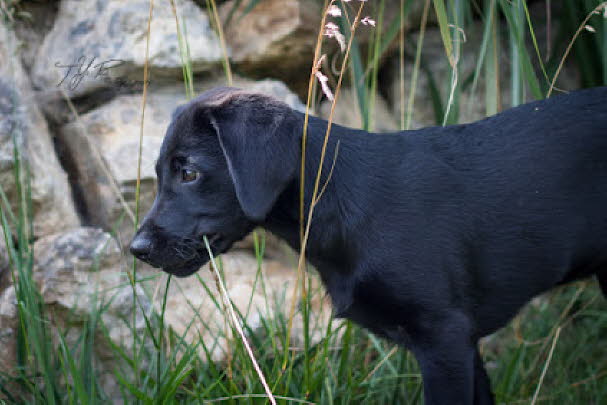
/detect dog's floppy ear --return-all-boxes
[201,88,301,221]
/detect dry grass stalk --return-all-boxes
[286,0,370,366]
[548,2,607,97]
[204,237,277,405]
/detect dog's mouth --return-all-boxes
[162,233,232,278]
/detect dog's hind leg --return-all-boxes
[598,270,607,297]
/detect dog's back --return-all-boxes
[404,87,607,333]
[316,87,607,336]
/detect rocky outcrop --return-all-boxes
[0,23,80,237]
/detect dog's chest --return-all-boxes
[337,298,413,346]
[322,270,415,346]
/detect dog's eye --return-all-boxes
[181,168,199,183]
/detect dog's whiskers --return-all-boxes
[172,238,199,261]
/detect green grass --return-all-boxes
[1,0,607,403]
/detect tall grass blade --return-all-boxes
[405,0,432,129]
[500,0,543,103]
[432,0,454,66]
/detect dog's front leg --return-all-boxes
[473,348,495,405]
[410,312,477,405]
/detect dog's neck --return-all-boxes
[261,112,428,315]
[262,113,372,275]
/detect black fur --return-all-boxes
[131,86,607,404]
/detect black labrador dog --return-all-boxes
[130,86,607,404]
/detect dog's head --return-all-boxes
[130,87,301,277]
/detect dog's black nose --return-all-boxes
[130,234,152,260]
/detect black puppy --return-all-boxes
[131,86,607,405]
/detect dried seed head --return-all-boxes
[314,70,334,101]
[316,54,327,70]
[324,22,346,51]
[361,16,376,26]
[327,5,341,17]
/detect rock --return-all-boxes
[154,250,334,362]
[0,235,8,290]
[58,77,306,244]
[31,0,224,99]
[36,227,121,312]
[0,23,80,237]
[34,227,152,399]
[319,88,399,132]
[219,0,322,94]
[12,1,60,72]
[34,228,151,348]
[0,285,17,380]
[0,284,22,400]
[247,79,307,113]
